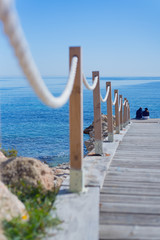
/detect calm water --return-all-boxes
[0,76,160,166]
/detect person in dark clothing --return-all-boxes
[142,108,149,119]
[136,107,142,119]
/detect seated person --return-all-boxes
[142,108,150,119]
[136,107,142,119]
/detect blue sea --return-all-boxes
[0,76,160,166]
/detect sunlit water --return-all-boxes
[0,76,160,166]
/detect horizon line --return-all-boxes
[1,75,160,79]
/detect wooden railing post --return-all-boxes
[119,95,123,130]
[123,97,127,128]
[93,71,103,155]
[128,103,131,123]
[126,99,129,125]
[69,47,84,192]
[114,89,120,134]
[106,82,113,142]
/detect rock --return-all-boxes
[84,114,116,152]
[0,181,27,221]
[0,230,6,240]
[83,124,93,134]
[0,157,54,191]
[84,138,95,152]
[89,130,94,138]
[0,181,28,240]
[54,177,63,189]
[0,151,7,163]
[51,163,70,188]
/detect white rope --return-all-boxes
[100,86,110,102]
[83,74,98,91]
[126,101,128,108]
[0,0,78,108]
[112,93,117,106]
[123,100,126,106]
[119,97,122,112]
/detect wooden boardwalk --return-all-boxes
[99,119,160,240]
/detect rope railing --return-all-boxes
[83,74,98,90]
[0,0,79,108]
[123,99,126,106]
[0,0,131,193]
[119,96,122,112]
[119,95,123,130]
[112,92,118,105]
[126,101,129,108]
[100,85,110,102]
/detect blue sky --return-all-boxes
[0,0,160,77]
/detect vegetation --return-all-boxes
[3,182,61,240]
[1,148,18,158]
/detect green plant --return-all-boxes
[1,148,18,158]
[3,182,61,240]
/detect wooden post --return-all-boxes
[69,47,84,192]
[126,99,129,125]
[127,101,130,124]
[106,82,113,142]
[119,95,123,130]
[93,71,103,155]
[127,100,129,124]
[123,97,127,128]
[114,89,120,134]
[128,103,131,123]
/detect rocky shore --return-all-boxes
[0,113,114,239]
[84,114,116,152]
[0,154,69,239]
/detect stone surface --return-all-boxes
[85,138,95,152]
[0,181,27,221]
[0,156,70,191]
[0,159,69,239]
[0,152,7,163]
[0,229,7,240]
[0,181,28,240]
[84,114,116,152]
[83,124,93,134]
[51,163,70,188]
[0,157,55,191]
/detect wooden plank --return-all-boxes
[106,172,160,178]
[99,225,160,239]
[100,202,160,214]
[109,166,160,173]
[104,175,160,183]
[110,163,160,169]
[100,193,160,204]
[101,186,160,196]
[103,180,160,189]
[99,121,160,239]
[100,212,160,226]
[107,170,160,175]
